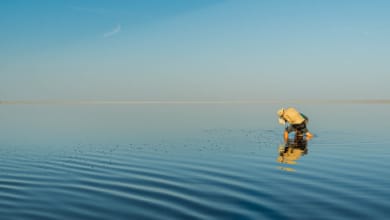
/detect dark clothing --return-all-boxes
[285,121,308,135]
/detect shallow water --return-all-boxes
[0,104,389,219]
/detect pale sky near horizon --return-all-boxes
[1,0,389,101]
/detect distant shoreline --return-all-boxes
[1,100,390,105]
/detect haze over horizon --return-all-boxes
[1,0,389,101]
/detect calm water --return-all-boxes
[0,104,389,219]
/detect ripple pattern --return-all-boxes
[1,130,390,219]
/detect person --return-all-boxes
[277,107,313,140]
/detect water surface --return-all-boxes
[0,104,389,219]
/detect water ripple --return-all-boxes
[1,137,390,219]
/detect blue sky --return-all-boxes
[1,0,389,101]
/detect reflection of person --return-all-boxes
[277,136,308,170]
[277,107,313,141]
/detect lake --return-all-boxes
[0,103,389,219]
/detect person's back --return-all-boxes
[283,108,305,125]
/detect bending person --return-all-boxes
[277,107,313,141]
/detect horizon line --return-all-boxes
[1,99,390,105]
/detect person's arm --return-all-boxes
[284,130,289,141]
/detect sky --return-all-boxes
[1,0,390,101]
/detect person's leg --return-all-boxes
[306,131,313,139]
[299,122,313,139]
[293,123,308,138]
